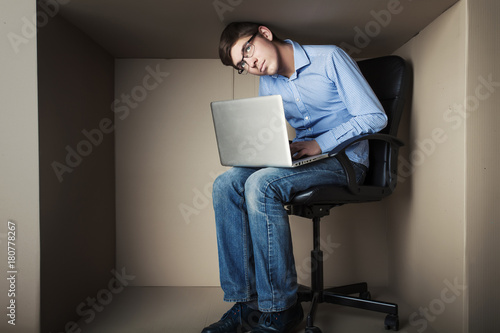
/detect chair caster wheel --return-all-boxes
[305,327,322,333]
[360,291,371,300]
[384,314,399,331]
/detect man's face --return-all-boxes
[230,27,279,76]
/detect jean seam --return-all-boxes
[238,186,255,301]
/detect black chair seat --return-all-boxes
[290,184,384,206]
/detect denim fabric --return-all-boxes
[212,157,366,312]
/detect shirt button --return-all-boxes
[308,128,312,131]
[296,98,300,102]
[305,116,309,120]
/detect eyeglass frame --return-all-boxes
[236,32,258,75]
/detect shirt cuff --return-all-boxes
[315,131,340,153]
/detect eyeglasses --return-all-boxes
[237,32,258,75]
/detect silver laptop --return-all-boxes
[210,95,329,168]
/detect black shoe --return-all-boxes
[202,302,262,333]
[250,302,304,333]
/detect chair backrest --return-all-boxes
[356,56,411,188]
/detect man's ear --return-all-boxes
[258,26,274,41]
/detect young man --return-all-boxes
[203,22,387,333]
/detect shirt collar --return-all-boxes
[271,39,310,80]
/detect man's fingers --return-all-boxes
[290,141,321,159]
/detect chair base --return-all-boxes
[297,283,399,332]
[287,215,400,331]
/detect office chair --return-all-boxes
[286,55,411,332]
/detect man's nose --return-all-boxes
[246,56,257,68]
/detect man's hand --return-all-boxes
[290,140,322,160]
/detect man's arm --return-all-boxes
[315,47,388,154]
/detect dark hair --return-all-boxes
[218,22,282,69]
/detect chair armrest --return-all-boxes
[327,133,404,157]
[326,133,404,194]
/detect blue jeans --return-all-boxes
[212,157,366,312]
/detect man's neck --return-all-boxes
[276,42,295,78]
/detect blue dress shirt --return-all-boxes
[259,40,388,167]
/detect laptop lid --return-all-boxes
[210,95,295,167]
